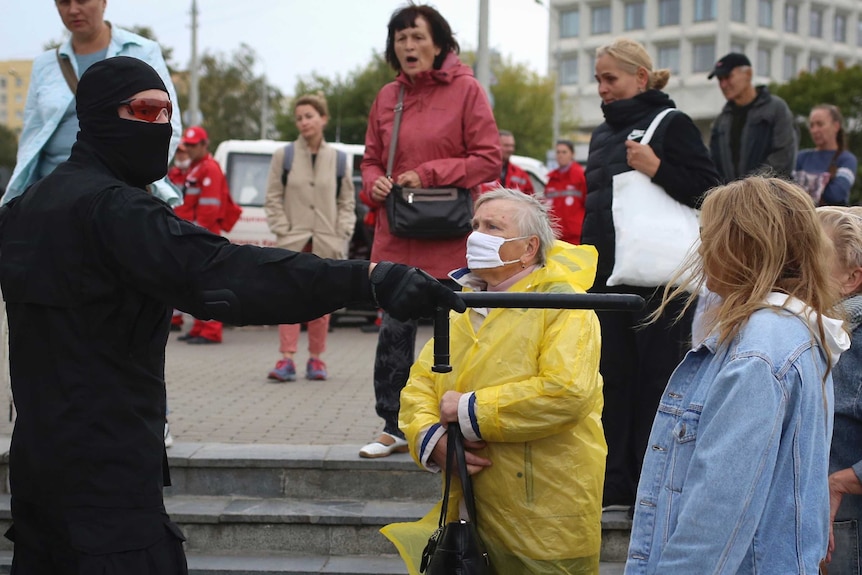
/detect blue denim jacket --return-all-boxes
[4,24,181,206]
[626,295,849,575]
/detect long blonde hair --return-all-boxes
[596,38,670,91]
[655,177,837,359]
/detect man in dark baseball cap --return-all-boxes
[707,52,751,79]
[708,51,796,183]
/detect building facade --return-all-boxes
[549,0,862,136]
[0,60,33,136]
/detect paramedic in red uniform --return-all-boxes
[479,130,535,195]
[545,139,587,244]
[174,126,229,344]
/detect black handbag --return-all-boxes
[420,424,491,574]
[385,86,473,240]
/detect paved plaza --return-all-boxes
[161,320,432,446]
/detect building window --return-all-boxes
[731,0,746,22]
[731,41,746,54]
[588,53,597,81]
[625,1,645,30]
[783,52,797,80]
[14,94,21,104]
[0,78,5,89]
[784,4,798,33]
[809,55,822,72]
[835,14,847,43]
[810,8,823,38]
[592,5,611,34]
[560,9,579,38]
[858,20,862,47]
[693,42,716,73]
[658,45,680,74]
[15,111,23,121]
[0,94,5,104]
[757,47,772,76]
[658,0,680,26]
[694,0,716,22]
[758,0,773,28]
[560,55,578,85]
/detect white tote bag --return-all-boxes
[607,108,701,287]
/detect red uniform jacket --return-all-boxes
[545,163,587,245]
[174,153,231,235]
[360,52,500,279]
[479,160,535,195]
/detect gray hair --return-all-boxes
[474,187,558,264]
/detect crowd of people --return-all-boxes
[2,0,862,574]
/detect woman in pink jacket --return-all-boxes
[358,3,500,458]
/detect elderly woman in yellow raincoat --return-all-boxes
[382,187,606,574]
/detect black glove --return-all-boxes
[370,262,467,321]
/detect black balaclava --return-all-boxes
[76,56,172,188]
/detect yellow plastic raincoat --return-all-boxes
[383,242,606,575]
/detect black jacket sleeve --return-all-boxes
[88,187,373,326]
[652,112,721,208]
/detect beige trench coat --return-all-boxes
[263,138,356,259]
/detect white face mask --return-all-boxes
[466,231,528,269]
[174,158,191,170]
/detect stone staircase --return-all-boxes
[0,442,631,574]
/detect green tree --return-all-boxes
[489,57,555,160]
[770,62,862,204]
[277,50,555,160]
[276,52,393,144]
[181,44,283,152]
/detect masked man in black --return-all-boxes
[0,56,465,574]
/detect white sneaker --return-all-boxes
[164,422,174,448]
[358,432,408,458]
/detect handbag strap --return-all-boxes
[436,423,479,529]
[385,85,406,180]
[55,48,78,95]
[639,107,677,146]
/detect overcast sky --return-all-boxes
[2,1,551,94]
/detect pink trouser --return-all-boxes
[279,315,330,355]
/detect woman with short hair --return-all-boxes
[387,187,606,573]
[358,3,500,458]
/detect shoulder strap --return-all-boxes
[280,143,294,187]
[335,150,347,198]
[640,108,678,146]
[436,424,479,529]
[55,48,78,95]
[386,86,406,179]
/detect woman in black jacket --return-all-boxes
[582,38,719,511]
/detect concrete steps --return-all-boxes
[0,442,632,571]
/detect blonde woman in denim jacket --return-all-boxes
[819,207,862,575]
[625,177,849,574]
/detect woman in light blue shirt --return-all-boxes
[626,177,850,574]
[4,0,181,205]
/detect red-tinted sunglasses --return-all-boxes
[119,98,173,122]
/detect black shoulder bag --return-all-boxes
[385,86,473,240]
[420,424,490,574]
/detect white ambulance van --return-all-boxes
[215,139,548,247]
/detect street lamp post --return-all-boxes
[187,0,202,127]
[476,0,491,98]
